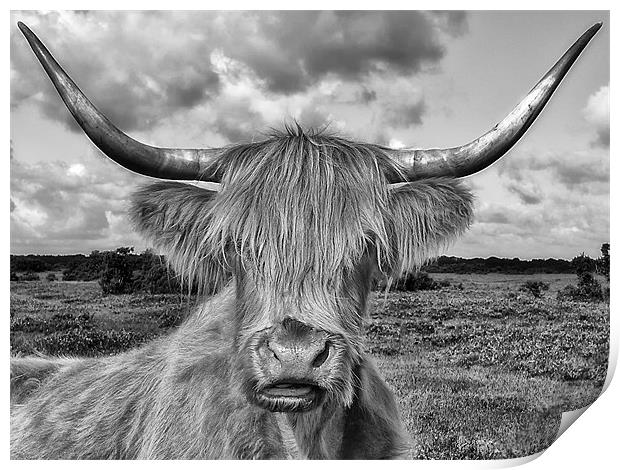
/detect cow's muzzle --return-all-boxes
[250,318,339,412]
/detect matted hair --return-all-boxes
[131,127,474,296]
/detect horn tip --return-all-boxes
[17,21,34,40]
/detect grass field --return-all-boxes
[10,273,609,459]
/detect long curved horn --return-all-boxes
[18,22,224,182]
[388,22,602,181]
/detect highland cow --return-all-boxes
[11,22,601,459]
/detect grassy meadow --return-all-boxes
[10,273,609,459]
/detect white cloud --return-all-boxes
[10,155,145,254]
[67,163,86,177]
[583,85,610,148]
[388,139,405,149]
[12,201,48,229]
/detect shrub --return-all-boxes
[46,273,57,282]
[571,253,596,275]
[558,272,604,302]
[28,329,150,356]
[133,250,183,294]
[99,247,136,295]
[577,272,604,301]
[393,272,440,292]
[61,250,106,281]
[62,257,100,281]
[97,248,197,295]
[519,281,549,298]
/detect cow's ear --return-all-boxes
[130,182,224,291]
[383,178,474,276]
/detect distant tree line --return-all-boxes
[425,248,611,277]
[11,244,610,298]
[11,248,189,295]
[424,256,575,274]
[10,254,90,274]
[11,252,597,277]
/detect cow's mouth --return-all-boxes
[254,381,325,412]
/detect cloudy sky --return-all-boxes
[10,10,609,259]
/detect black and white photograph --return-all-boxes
[9,10,610,460]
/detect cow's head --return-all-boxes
[129,132,474,411]
[18,21,601,412]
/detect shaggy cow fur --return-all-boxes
[11,130,473,459]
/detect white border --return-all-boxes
[4,2,616,468]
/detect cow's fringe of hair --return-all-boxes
[130,127,473,296]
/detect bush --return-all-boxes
[519,281,549,298]
[558,272,604,302]
[99,247,137,295]
[571,253,597,275]
[393,272,440,292]
[28,329,150,356]
[62,254,101,281]
[62,250,105,281]
[133,250,183,294]
[97,248,195,295]
[46,273,57,282]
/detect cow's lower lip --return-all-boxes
[254,383,323,412]
[262,383,316,398]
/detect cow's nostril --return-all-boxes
[312,342,330,368]
[266,341,280,361]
